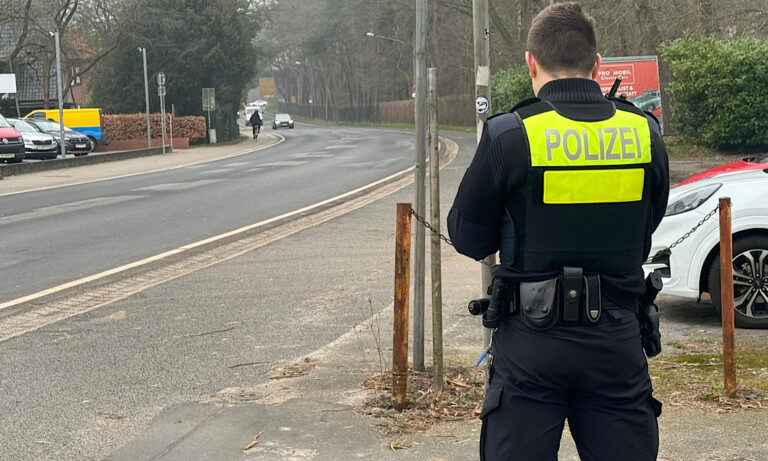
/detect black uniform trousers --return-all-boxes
[480,307,661,461]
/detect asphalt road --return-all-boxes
[0,123,415,303]
[0,125,472,461]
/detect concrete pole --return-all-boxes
[473,0,496,353]
[428,68,443,392]
[413,0,428,372]
[141,48,151,148]
[53,31,66,158]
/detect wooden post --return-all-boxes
[393,203,412,411]
[719,197,736,397]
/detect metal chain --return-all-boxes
[411,203,722,268]
[645,204,721,264]
[409,209,494,268]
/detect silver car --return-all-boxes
[8,118,58,160]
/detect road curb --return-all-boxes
[0,146,170,179]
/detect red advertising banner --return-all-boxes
[597,56,662,122]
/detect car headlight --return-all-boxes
[665,183,722,216]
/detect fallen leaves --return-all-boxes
[242,431,264,451]
[270,358,317,380]
[359,366,485,434]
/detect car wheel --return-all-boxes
[708,235,768,328]
[87,136,97,150]
[6,158,22,164]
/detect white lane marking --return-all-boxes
[289,152,334,159]
[256,160,309,167]
[244,168,263,173]
[224,161,252,167]
[132,179,223,192]
[0,133,286,197]
[343,158,400,168]
[200,169,232,174]
[0,160,421,313]
[323,145,358,150]
[0,196,145,226]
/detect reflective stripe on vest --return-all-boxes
[522,109,652,204]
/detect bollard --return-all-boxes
[718,197,736,397]
[393,203,412,411]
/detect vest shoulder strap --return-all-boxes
[486,98,546,139]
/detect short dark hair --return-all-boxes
[527,2,597,75]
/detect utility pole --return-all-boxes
[53,30,66,158]
[413,0,428,373]
[139,47,151,148]
[473,0,495,357]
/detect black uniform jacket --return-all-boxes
[447,78,669,308]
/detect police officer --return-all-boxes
[447,3,669,460]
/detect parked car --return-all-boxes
[0,113,25,163]
[25,119,92,156]
[629,89,661,113]
[272,113,294,129]
[645,155,768,328]
[8,118,58,160]
[25,108,108,149]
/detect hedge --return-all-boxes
[491,65,535,114]
[660,35,768,149]
[103,113,207,144]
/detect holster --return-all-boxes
[638,303,662,357]
[519,279,559,330]
[482,278,518,329]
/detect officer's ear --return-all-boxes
[525,51,537,79]
[591,53,602,81]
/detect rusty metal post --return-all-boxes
[393,203,412,411]
[719,197,736,397]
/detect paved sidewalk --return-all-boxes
[0,130,280,195]
[105,130,766,460]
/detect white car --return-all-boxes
[646,155,768,328]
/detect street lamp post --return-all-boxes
[138,47,151,148]
[52,31,66,158]
[365,31,405,44]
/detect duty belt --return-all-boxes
[474,267,603,330]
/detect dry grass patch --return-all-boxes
[359,366,485,434]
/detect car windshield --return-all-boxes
[0,115,11,128]
[31,120,76,133]
[275,114,290,121]
[9,119,38,133]
[758,154,768,163]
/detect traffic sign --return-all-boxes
[157,72,166,87]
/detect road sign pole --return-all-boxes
[428,67,443,392]
[53,31,66,158]
[412,0,428,373]
[473,0,495,381]
[141,48,151,149]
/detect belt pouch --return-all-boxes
[583,275,602,323]
[562,267,583,323]
[519,279,558,330]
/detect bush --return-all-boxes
[660,35,768,149]
[491,65,534,114]
[103,113,206,144]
